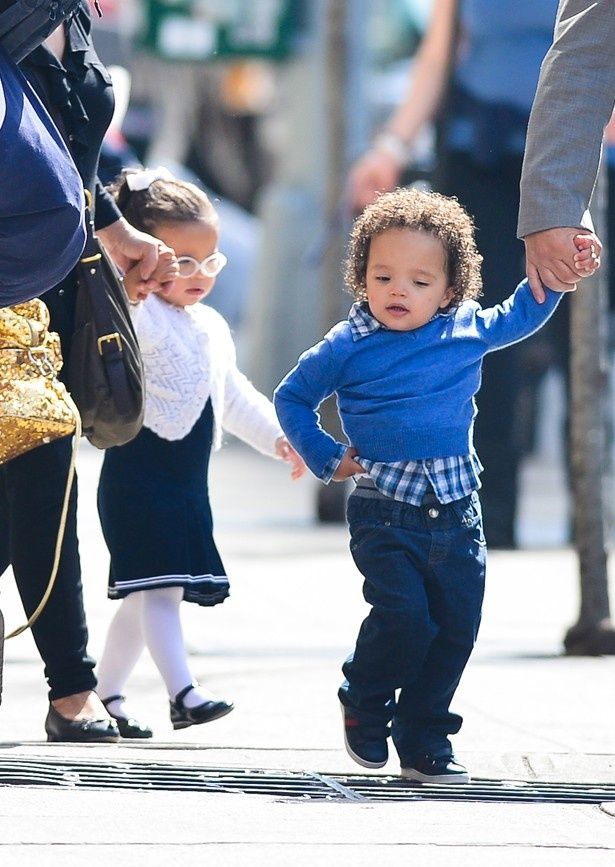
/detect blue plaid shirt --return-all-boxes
[322,303,483,505]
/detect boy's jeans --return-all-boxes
[339,488,486,765]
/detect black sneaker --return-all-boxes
[401,753,470,784]
[340,703,389,769]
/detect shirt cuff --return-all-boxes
[321,444,348,483]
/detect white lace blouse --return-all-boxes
[131,295,282,454]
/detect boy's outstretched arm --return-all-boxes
[475,278,564,353]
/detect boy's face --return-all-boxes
[365,228,454,331]
[155,220,221,308]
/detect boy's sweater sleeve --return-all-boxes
[475,278,563,352]
[274,335,346,480]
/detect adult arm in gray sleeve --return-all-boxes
[518,0,615,239]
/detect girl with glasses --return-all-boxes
[95,168,305,738]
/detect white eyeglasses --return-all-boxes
[176,251,228,278]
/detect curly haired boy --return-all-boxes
[275,187,581,783]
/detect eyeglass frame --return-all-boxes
[176,251,228,278]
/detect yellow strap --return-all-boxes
[6,394,82,640]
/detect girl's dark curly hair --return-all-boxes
[344,187,483,306]
[107,170,218,234]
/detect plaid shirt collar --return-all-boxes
[348,302,381,341]
[348,301,453,341]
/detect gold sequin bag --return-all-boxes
[0,300,81,654]
[0,299,77,464]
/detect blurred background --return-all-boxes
[90,0,614,550]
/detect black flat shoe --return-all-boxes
[45,703,120,743]
[170,684,234,730]
[102,695,153,739]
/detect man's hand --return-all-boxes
[332,446,364,481]
[98,217,175,295]
[524,227,603,302]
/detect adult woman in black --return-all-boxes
[0,1,163,741]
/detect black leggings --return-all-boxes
[0,436,96,700]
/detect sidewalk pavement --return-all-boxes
[1,442,615,865]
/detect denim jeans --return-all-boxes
[339,488,486,764]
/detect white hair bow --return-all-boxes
[126,166,174,192]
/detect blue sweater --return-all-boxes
[274,279,562,479]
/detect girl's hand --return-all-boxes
[332,446,363,481]
[122,245,178,302]
[275,437,306,480]
[573,233,602,276]
[150,245,179,296]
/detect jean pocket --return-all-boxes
[452,492,486,547]
[348,519,390,555]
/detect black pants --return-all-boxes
[0,436,96,700]
[437,150,568,546]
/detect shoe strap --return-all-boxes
[101,694,126,707]
[174,683,197,708]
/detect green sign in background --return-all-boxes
[141,0,299,62]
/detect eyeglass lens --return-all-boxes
[177,252,227,278]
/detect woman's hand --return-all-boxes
[98,218,176,295]
[275,437,307,480]
[347,148,403,213]
[332,446,363,481]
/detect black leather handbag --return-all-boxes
[68,191,145,449]
[0,0,85,62]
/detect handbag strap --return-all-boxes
[5,393,81,640]
[80,191,135,417]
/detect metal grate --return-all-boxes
[1,756,614,803]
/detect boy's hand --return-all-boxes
[332,446,363,481]
[573,233,601,276]
[275,437,306,480]
[123,245,178,302]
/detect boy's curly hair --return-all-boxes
[344,187,483,306]
[107,170,218,235]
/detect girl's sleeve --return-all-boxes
[274,336,346,480]
[220,328,283,457]
[475,278,563,352]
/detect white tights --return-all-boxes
[96,586,216,717]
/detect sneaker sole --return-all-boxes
[400,767,470,784]
[340,704,387,769]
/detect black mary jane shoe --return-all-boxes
[101,695,153,739]
[45,703,120,743]
[169,684,234,731]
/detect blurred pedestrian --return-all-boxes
[0,1,164,742]
[518,0,614,291]
[95,169,305,738]
[275,187,591,782]
[348,0,562,547]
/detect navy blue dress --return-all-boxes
[97,400,230,607]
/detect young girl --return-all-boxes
[275,187,595,782]
[96,168,305,738]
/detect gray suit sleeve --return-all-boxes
[517,0,615,238]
